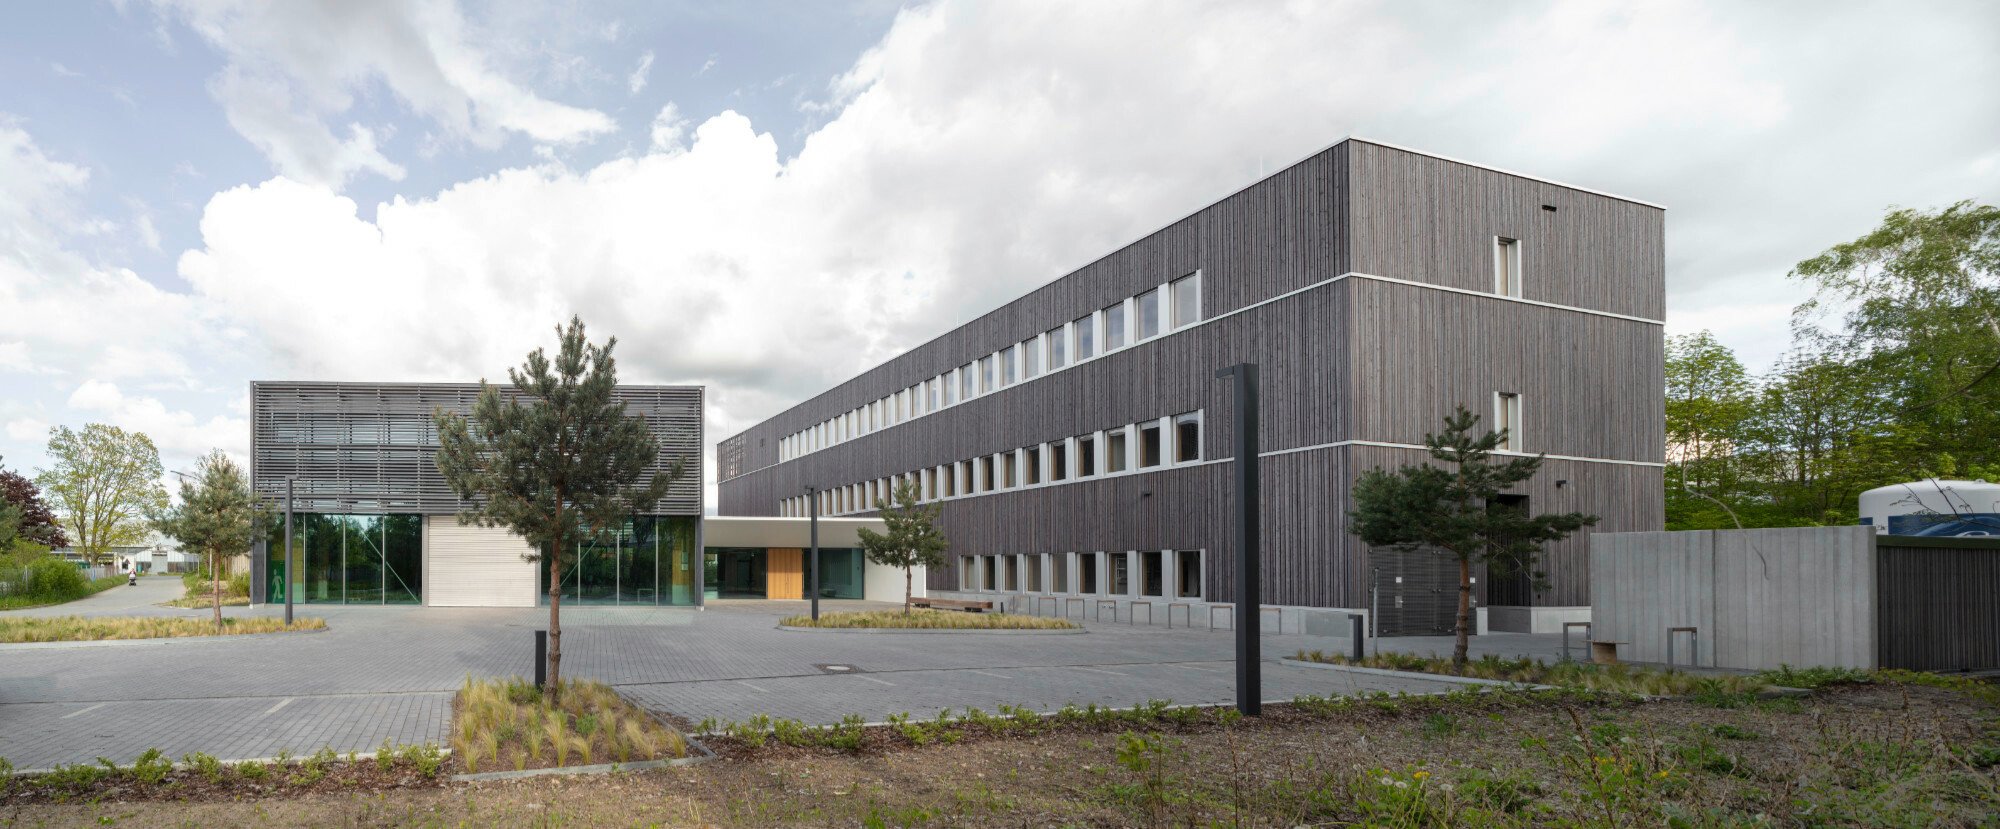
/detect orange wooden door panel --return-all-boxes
[766,548,803,599]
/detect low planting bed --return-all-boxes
[0,615,324,643]
[0,743,450,805]
[778,609,1077,631]
[1293,650,1791,697]
[451,677,688,774]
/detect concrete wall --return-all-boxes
[1591,527,1877,670]
[424,517,539,607]
[864,562,926,603]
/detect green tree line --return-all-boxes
[1668,201,1999,529]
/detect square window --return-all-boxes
[1077,434,1097,477]
[1103,301,1126,349]
[1106,428,1128,473]
[1074,314,1095,359]
[1137,288,1160,340]
[1138,422,1162,468]
[1048,326,1067,368]
[1171,272,1201,327]
[1174,412,1201,463]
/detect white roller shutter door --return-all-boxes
[424,516,538,607]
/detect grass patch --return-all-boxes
[0,575,125,611]
[779,609,1077,630]
[160,595,252,608]
[1294,650,1773,697]
[451,677,686,773]
[0,615,325,643]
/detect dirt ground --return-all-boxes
[5,684,1996,828]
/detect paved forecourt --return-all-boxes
[0,596,1536,770]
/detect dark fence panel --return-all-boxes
[1877,536,2000,671]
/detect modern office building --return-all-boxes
[715,138,1666,634]
[247,381,914,607]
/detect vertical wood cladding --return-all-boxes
[719,138,1664,612]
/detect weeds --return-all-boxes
[778,609,1076,630]
[0,615,325,643]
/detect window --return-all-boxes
[1137,288,1161,340]
[1024,445,1040,485]
[1111,553,1130,595]
[1025,555,1043,593]
[983,556,998,592]
[1000,452,1016,488]
[980,355,996,393]
[960,364,976,400]
[1138,421,1163,468]
[1079,552,1098,594]
[1175,550,1202,599]
[1002,556,1018,592]
[1171,272,1201,328]
[1078,434,1097,477]
[1495,237,1521,297]
[929,377,942,410]
[1049,441,1068,481]
[955,461,970,496]
[922,468,934,500]
[1074,314,1095,359]
[1052,554,1070,593]
[1174,412,1201,462]
[1495,392,1523,451]
[1020,337,1039,380]
[980,456,996,492]
[1103,301,1126,349]
[1106,428,1128,473]
[1047,326,1067,368]
[959,558,973,591]
[1000,346,1017,387]
[1141,551,1164,597]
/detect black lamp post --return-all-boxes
[1217,363,1261,716]
[805,484,820,621]
[283,476,295,626]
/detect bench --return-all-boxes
[907,597,994,613]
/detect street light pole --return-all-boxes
[806,484,820,621]
[283,476,295,626]
[1217,363,1261,716]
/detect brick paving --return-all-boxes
[0,595,1544,770]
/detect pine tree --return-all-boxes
[434,317,683,701]
[154,451,265,634]
[856,480,949,613]
[1348,406,1596,672]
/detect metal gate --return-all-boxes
[1372,548,1467,636]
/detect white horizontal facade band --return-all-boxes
[733,268,1663,482]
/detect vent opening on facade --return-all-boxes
[1541,204,1558,212]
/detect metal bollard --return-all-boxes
[534,630,548,689]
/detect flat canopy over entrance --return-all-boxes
[703,516,887,549]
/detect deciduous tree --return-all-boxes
[1348,406,1596,673]
[857,480,949,612]
[433,316,683,702]
[36,425,168,564]
[0,458,68,548]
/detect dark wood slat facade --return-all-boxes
[1876,537,2000,671]
[717,139,1664,612]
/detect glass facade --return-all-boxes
[541,516,700,606]
[264,513,422,604]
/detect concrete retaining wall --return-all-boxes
[1590,527,1877,671]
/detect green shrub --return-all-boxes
[235,759,269,780]
[24,557,85,598]
[131,748,173,784]
[182,751,226,783]
[229,572,251,597]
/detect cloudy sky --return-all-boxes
[2,0,1997,507]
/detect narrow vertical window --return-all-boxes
[1020,337,1039,380]
[1494,237,1522,297]
[1141,551,1164,597]
[1074,314,1095,359]
[1049,441,1068,481]
[1138,421,1162,468]
[1175,550,1202,599]
[1136,288,1161,340]
[1000,452,1016,488]
[1495,392,1523,451]
[981,456,995,492]
[1106,427,1129,473]
[1000,346,1017,387]
[1024,445,1040,485]
[960,363,976,400]
[1052,554,1069,593]
[1111,553,1130,595]
[1103,301,1126,350]
[1171,272,1201,328]
[1079,552,1099,594]
[1048,325,1067,368]
[1077,434,1097,477]
[1174,412,1202,462]
[930,377,942,410]
[980,355,996,393]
